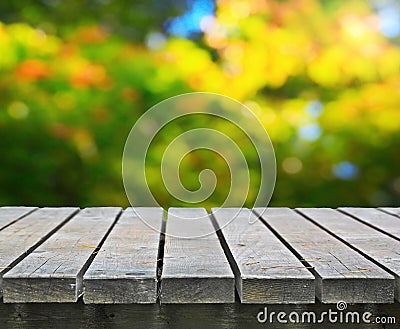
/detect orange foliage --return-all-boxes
[69,62,110,88]
[73,26,109,43]
[15,59,51,80]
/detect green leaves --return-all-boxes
[0,0,399,207]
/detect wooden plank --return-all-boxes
[340,207,400,239]
[161,208,234,303]
[380,207,400,218]
[297,208,400,302]
[254,208,394,304]
[0,207,78,295]
[0,206,37,230]
[212,208,315,304]
[2,207,121,303]
[83,207,164,304]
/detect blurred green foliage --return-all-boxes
[0,0,399,207]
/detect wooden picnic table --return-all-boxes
[0,206,399,328]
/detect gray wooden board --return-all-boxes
[0,207,37,230]
[212,208,314,304]
[254,208,394,304]
[3,207,121,303]
[339,207,400,239]
[83,207,163,304]
[0,207,78,296]
[297,208,400,302]
[161,208,235,303]
[380,207,400,218]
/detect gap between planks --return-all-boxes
[296,208,400,303]
[379,207,400,218]
[337,207,400,242]
[0,207,38,232]
[212,208,315,304]
[83,208,165,304]
[254,208,394,304]
[160,208,235,303]
[0,207,398,305]
[0,207,79,297]
[2,208,121,303]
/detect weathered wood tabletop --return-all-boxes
[0,206,399,328]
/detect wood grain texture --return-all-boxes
[3,207,121,303]
[254,208,394,304]
[339,207,400,239]
[0,207,78,296]
[297,208,400,302]
[212,208,314,304]
[161,208,235,303]
[83,207,164,304]
[0,207,37,230]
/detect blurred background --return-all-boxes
[0,0,399,208]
